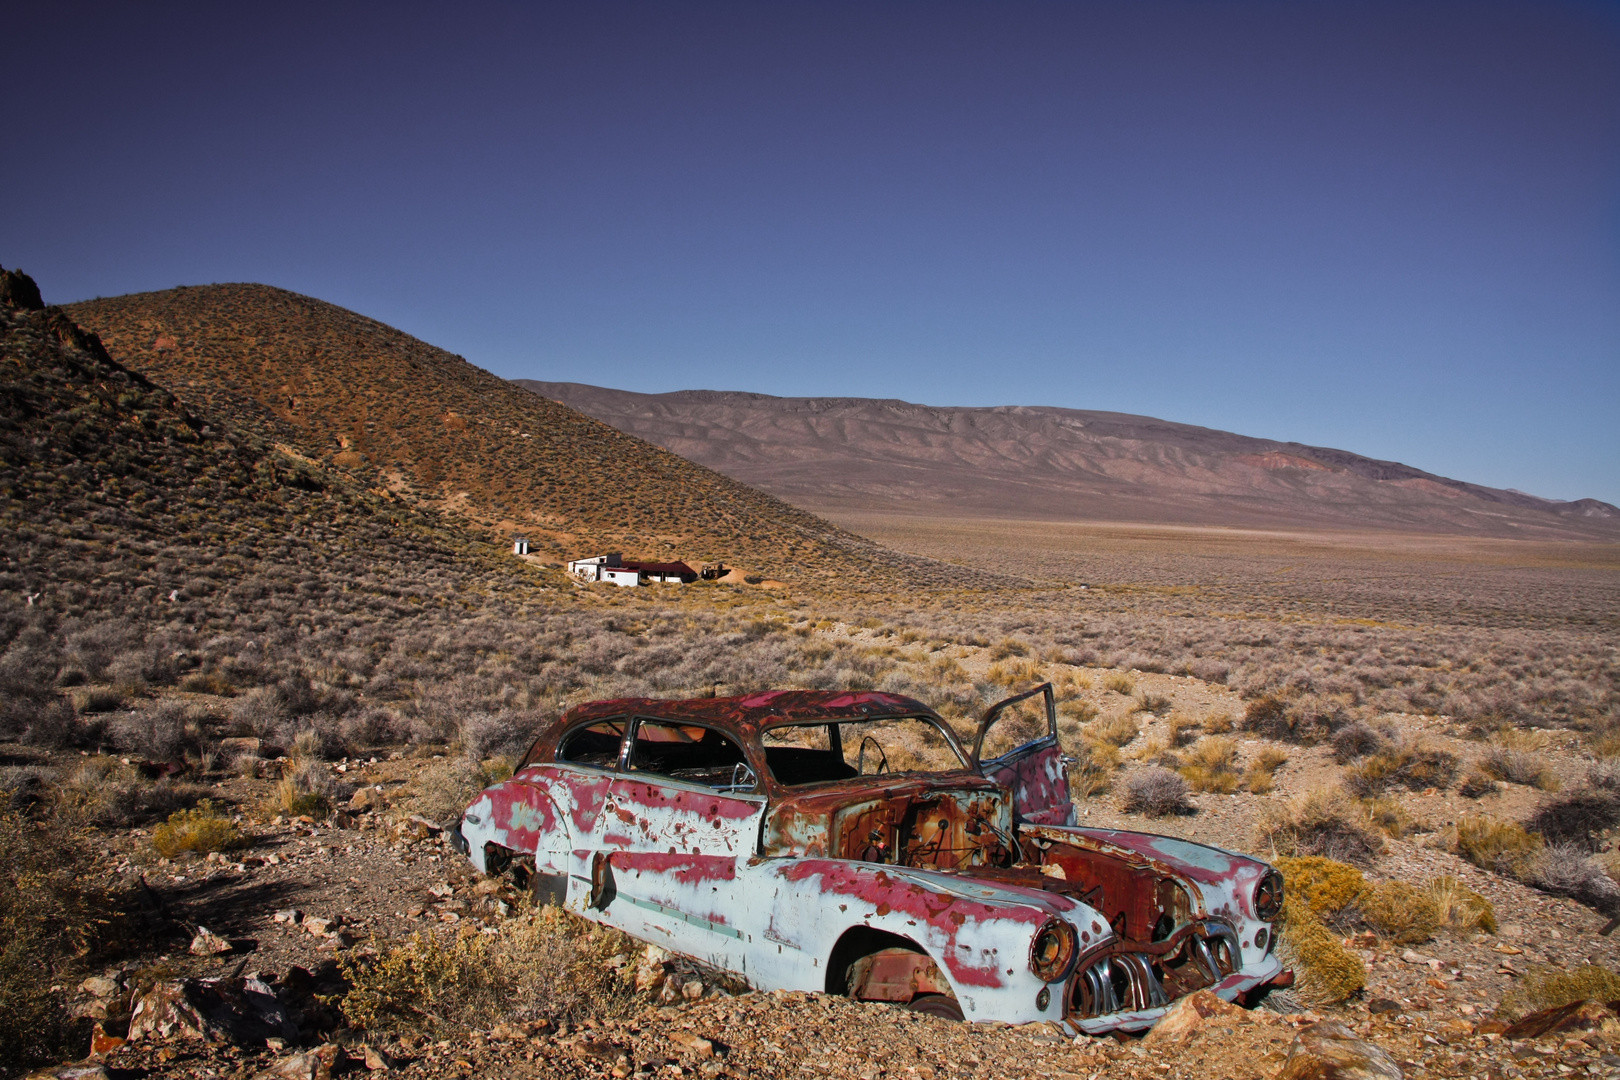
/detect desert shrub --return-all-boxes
[1165,714,1200,747]
[1242,693,1345,745]
[1245,746,1289,794]
[1357,796,1413,839]
[151,800,243,858]
[399,757,506,825]
[1178,736,1240,794]
[0,812,129,1075]
[338,905,636,1033]
[1359,880,1440,944]
[1499,964,1620,1022]
[231,686,287,736]
[1274,856,1366,920]
[1278,895,1366,1005]
[1134,691,1172,716]
[1478,732,1558,790]
[1120,768,1190,817]
[1529,844,1620,912]
[1087,712,1140,748]
[1331,721,1388,764]
[1453,816,1542,879]
[1202,712,1235,734]
[1589,759,1620,795]
[276,756,343,819]
[986,637,1030,661]
[1102,672,1135,696]
[109,700,203,762]
[986,658,1044,687]
[1342,739,1457,797]
[1457,770,1498,798]
[1425,875,1497,934]
[1070,739,1121,798]
[1255,787,1384,867]
[1525,792,1620,852]
[51,756,186,827]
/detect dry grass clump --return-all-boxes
[1120,768,1191,817]
[1453,815,1543,879]
[399,756,510,825]
[276,760,341,819]
[1166,713,1201,747]
[1457,770,1498,798]
[1069,739,1122,798]
[986,658,1044,687]
[1426,875,1497,934]
[1478,731,1559,790]
[1178,736,1240,794]
[51,756,187,827]
[1342,739,1458,797]
[0,812,130,1074]
[1244,747,1289,794]
[1102,672,1136,696]
[1242,693,1347,745]
[1359,880,1441,944]
[339,905,637,1033]
[1499,964,1620,1022]
[986,638,1030,661]
[152,800,243,858]
[1274,856,1366,920]
[1255,787,1384,867]
[1278,895,1366,1005]
[1087,712,1140,748]
[1134,691,1172,716]
[1357,795,1414,839]
[1202,712,1235,735]
[1525,790,1620,851]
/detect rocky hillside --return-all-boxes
[518,383,1620,540]
[67,286,962,582]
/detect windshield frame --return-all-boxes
[759,711,973,787]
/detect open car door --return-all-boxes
[971,683,1075,826]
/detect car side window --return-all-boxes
[557,719,626,769]
[628,720,756,792]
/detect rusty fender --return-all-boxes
[749,858,1108,1024]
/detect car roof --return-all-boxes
[560,689,940,735]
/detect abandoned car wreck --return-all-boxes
[450,685,1291,1033]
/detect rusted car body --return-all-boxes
[451,685,1289,1032]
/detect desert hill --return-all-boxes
[67,286,966,583]
[517,382,1620,541]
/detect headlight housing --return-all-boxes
[1253,869,1284,921]
[1029,918,1078,983]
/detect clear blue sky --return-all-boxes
[5,2,1618,504]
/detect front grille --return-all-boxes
[1069,922,1240,1019]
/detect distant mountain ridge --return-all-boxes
[66,285,1009,585]
[515,382,1620,540]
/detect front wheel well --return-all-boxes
[824,927,929,996]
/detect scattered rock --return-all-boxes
[683,979,705,1000]
[190,926,234,955]
[79,976,120,999]
[359,1044,398,1071]
[1143,989,1247,1045]
[86,1022,126,1060]
[1276,1019,1404,1080]
[273,909,303,925]
[301,914,337,936]
[349,787,385,811]
[128,977,297,1045]
[1367,999,1402,1016]
[670,1031,716,1058]
[252,1044,342,1080]
[24,1065,111,1080]
[1502,1000,1620,1041]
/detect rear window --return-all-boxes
[557,719,626,769]
[628,720,754,791]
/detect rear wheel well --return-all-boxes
[824,927,928,996]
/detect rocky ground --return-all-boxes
[15,730,1617,1080]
